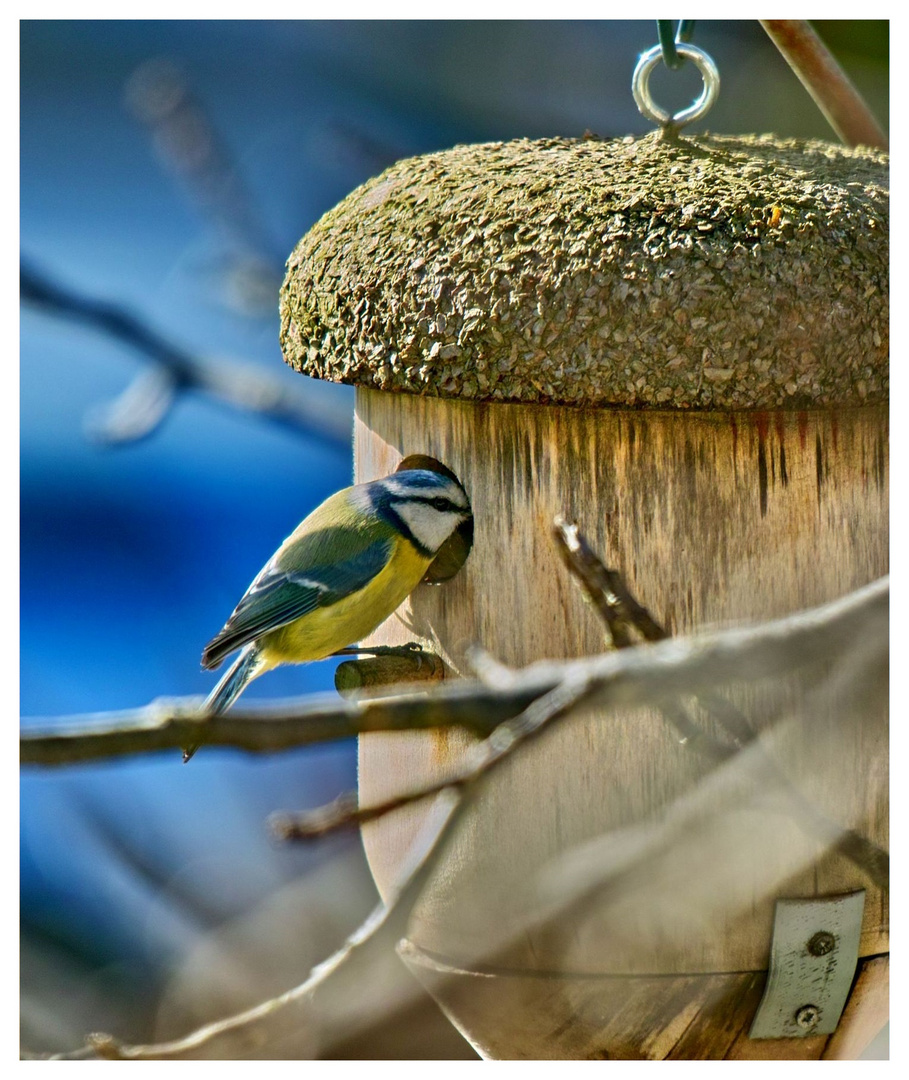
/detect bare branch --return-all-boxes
[761,20,888,150]
[32,666,598,1058]
[465,646,520,689]
[21,576,888,767]
[19,261,351,447]
[19,689,503,766]
[234,561,889,887]
[272,666,599,840]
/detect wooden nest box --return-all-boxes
[280,132,888,1060]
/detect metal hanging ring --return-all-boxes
[632,42,720,130]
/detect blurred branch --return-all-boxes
[760,20,888,150]
[124,57,282,315]
[34,788,463,1060]
[30,668,596,1059]
[22,575,888,766]
[20,687,500,766]
[19,261,351,447]
[272,783,448,841]
[325,118,408,174]
[33,572,888,1059]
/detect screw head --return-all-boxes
[807,931,836,956]
[795,1004,821,1030]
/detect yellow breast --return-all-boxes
[258,538,432,666]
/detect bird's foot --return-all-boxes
[332,641,425,667]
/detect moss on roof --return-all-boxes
[280,131,888,409]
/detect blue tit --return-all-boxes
[184,468,472,761]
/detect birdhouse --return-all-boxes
[279,131,888,1060]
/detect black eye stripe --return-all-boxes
[395,494,466,511]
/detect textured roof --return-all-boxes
[280,132,888,409]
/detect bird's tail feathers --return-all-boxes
[183,645,265,763]
[204,645,265,714]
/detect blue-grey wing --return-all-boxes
[201,536,392,669]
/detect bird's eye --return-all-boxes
[432,497,451,512]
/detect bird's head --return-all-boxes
[369,469,472,557]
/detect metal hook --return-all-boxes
[632,42,720,130]
[657,20,696,70]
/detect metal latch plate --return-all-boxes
[749,890,866,1039]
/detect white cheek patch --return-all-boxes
[396,502,462,553]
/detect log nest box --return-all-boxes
[280,132,888,1060]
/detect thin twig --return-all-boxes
[19,688,505,766]
[553,516,739,760]
[760,20,888,150]
[271,782,450,840]
[553,516,667,646]
[555,516,793,750]
[466,646,521,689]
[124,58,282,272]
[21,576,888,767]
[20,261,351,447]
